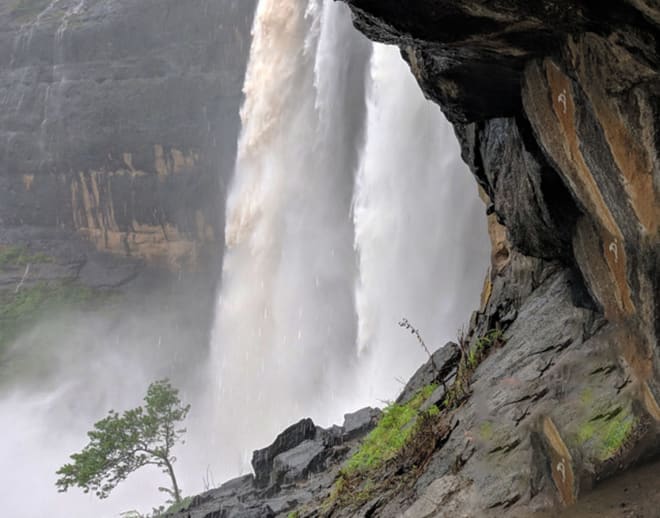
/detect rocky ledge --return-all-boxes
[169,407,382,518]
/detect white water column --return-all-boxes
[210,0,488,475]
[210,0,371,474]
[352,45,489,403]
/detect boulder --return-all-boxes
[397,342,461,404]
[342,407,382,440]
[272,439,327,485]
[251,418,317,488]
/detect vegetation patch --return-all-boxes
[323,385,450,515]
[321,328,505,515]
[0,245,52,270]
[0,281,116,352]
[479,421,495,441]
[576,406,636,461]
[343,384,437,475]
[161,496,193,515]
[444,328,504,409]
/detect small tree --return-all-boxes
[56,379,190,505]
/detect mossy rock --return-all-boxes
[0,281,117,353]
[342,384,437,475]
[574,405,637,462]
[0,245,52,270]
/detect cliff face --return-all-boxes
[0,0,255,274]
[340,0,660,513]
[169,2,659,517]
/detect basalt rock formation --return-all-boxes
[0,0,257,381]
[0,0,255,281]
[0,0,256,358]
[337,0,660,515]
[173,2,659,517]
[170,409,382,518]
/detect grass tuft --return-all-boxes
[444,328,504,409]
[343,384,436,475]
[0,245,52,270]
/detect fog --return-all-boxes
[0,291,218,517]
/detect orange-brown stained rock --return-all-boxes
[523,60,634,317]
[477,187,510,309]
[572,217,634,321]
[567,35,658,237]
[641,383,660,422]
[616,323,654,383]
[22,174,34,191]
[542,417,576,506]
[70,169,212,271]
[479,186,511,275]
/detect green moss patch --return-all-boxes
[162,496,193,515]
[343,384,437,475]
[0,281,116,352]
[479,421,495,441]
[322,328,505,515]
[322,385,444,514]
[576,406,636,461]
[0,245,52,270]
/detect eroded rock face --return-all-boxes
[0,0,255,273]
[252,418,318,489]
[338,0,659,515]
[168,412,381,518]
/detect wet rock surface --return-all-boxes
[2,0,658,516]
[0,0,256,363]
[334,0,660,515]
[168,411,382,518]
[396,342,460,405]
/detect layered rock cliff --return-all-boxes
[0,0,255,277]
[171,2,659,517]
[0,0,256,358]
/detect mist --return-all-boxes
[352,44,489,402]
[0,287,219,517]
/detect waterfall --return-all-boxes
[210,0,488,475]
[352,45,489,402]
[210,0,371,474]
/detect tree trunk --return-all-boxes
[163,458,181,504]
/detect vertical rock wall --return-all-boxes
[0,0,256,273]
[340,0,659,514]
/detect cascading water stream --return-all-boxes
[210,0,488,476]
[210,0,371,475]
[352,45,490,402]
